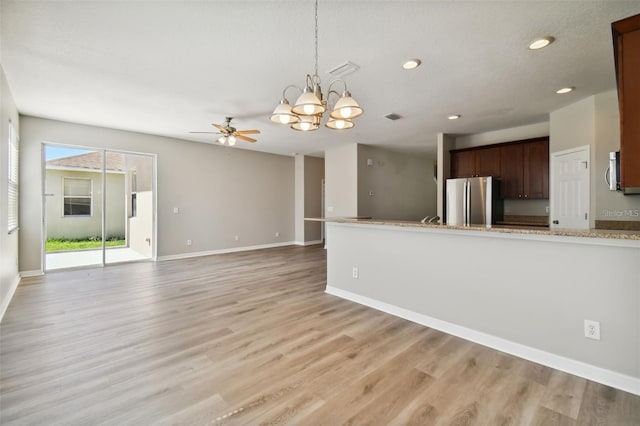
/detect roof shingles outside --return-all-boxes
[46,151,126,172]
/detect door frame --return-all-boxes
[41,142,158,271]
[549,144,590,230]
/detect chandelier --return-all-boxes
[270,0,363,131]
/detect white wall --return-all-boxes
[19,116,295,273]
[0,65,20,321]
[129,191,153,257]
[324,143,358,217]
[326,222,640,393]
[357,145,436,221]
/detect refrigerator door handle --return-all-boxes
[464,180,470,226]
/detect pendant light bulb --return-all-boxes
[228,135,236,146]
[217,136,226,144]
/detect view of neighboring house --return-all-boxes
[45,150,153,258]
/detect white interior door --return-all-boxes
[550,146,590,230]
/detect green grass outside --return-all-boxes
[46,238,126,252]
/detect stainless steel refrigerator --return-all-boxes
[446,176,503,226]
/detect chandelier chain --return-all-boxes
[314,0,319,78]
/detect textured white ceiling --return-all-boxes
[2,1,640,157]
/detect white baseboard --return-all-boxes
[294,240,323,246]
[157,241,296,261]
[325,285,640,396]
[0,274,21,323]
[20,270,44,277]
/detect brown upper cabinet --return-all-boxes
[450,137,549,199]
[612,14,640,194]
[499,139,549,199]
[450,146,500,178]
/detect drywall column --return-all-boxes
[294,155,305,243]
[295,155,325,245]
[303,156,324,243]
[324,144,358,217]
[436,133,455,223]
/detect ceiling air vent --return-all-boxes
[327,61,360,78]
[384,113,402,121]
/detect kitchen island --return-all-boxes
[323,219,640,395]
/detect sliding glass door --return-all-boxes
[43,144,155,270]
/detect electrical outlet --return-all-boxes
[584,319,601,340]
[173,207,180,214]
[352,267,359,279]
[328,206,334,213]
[186,239,192,246]
[275,231,280,237]
[234,235,239,241]
[545,205,550,213]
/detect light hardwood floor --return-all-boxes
[1,245,638,425]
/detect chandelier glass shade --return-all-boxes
[269,0,362,132]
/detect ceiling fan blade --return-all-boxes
[212,123,227,133]
[235,134,257,143]
[236,129,261,134]
[189,131,221,134]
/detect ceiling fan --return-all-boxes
[190,117,260,145]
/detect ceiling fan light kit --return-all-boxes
[190,116,260,146]
[269,0,363,132]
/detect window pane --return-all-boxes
[64,178,91,196]
[64,197,91,216]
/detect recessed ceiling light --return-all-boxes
[556,87,574,94]
[448,115,461,120]
[528,36,555,50]
[402,59,421,70]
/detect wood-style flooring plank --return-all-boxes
[1,244,638,425]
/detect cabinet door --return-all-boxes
[619,24,640,190]
[451,151,475,178]
[475,147,501,177]
[523,140,549,198]
[500,144,524,198]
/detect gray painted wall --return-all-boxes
[327,222,640,381]
[0,66,20,319]
[303,156,324,242]
[294,155,305,243]
[19,116,295,272]
[294,155,325,243]
[357,144,436,221]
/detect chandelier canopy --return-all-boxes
[270,0,363,131]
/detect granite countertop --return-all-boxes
[321,218,640,241]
